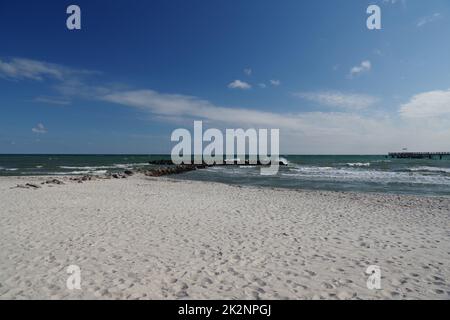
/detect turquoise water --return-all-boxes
[1,154,450,196]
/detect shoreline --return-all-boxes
[3,172,450,199]
[2,153,450,197]
[0,174,449,299]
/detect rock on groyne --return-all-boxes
[142,164,206,177]
[143,158,288,177]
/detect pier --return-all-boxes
[388,152,450,160]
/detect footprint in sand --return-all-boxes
[321,282,334,289]
[304,270,317,277]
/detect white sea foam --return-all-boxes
[279,157,289,165]
[92,170,108,175]
[284,165,450,185]
[291,166,334,172]
[52,170,108,175]
[59,163,150,170]
[0,167,18,171]
[347,162,370,167]
[59,166,109,170]
[408,166,450,174]
[225,158,241,164]
[113,164,130,169]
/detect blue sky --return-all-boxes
[1,0,450,154]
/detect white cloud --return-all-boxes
[32,123,47,134]
[0,57,95,81]
[243,68,252,76]
[227,80,251,90]
[102,89,300,130]
[34,96,71,105]
[417,13,441,28]
[102,88,450,153]
[270,79,281,86]
[349,60,371,78]
[295,91,379,110]
[258,83,267,88]
[400,89,450,118]
[0,58,63,81]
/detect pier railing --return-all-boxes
[388,152,450,159]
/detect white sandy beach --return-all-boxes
[0,174,449,300]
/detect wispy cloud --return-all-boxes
[102,89,300,130]
[243,68,252,76]
[0,58,64,81]
[270,79,281,86]
[32,123,47,134]
[34,96,71,106]
[0,57,101,107]
[227,80,251,90]
[295,91,379,110]
[349,60,371,78]
[417,13,441,28]
[0,57,96,82]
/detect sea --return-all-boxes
[1,154,450,196]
